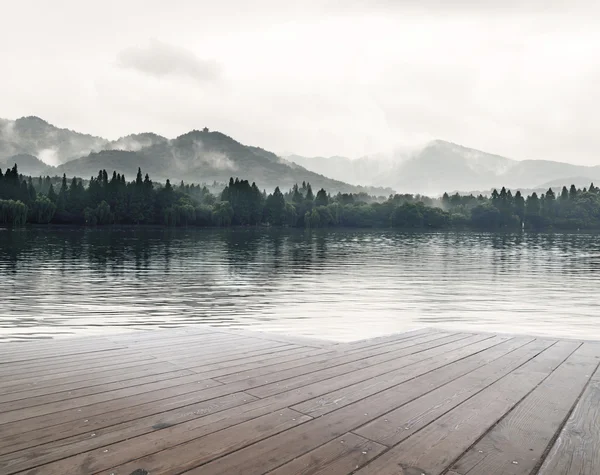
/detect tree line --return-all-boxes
[2,164,600,230]
[441,184,600,230]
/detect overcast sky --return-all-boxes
[2,0,600,164]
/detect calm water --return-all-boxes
[1,227,600,343]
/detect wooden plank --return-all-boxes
[0,337,282,378]
[0,377,223,438]
[0,360,186,396]
[0,337,481,466]
[210,328,340,349]
[0,353,158,379]
[172,342,537,475]
[0,387,258,458]
[351,340,580,475]
[0,369,195,413]
[337,328,436,350]
[0,338,122,352]
[244,333,477,399]
[216,331,460,386]
[291,335,519,416]
[267,433,386,475]
[0,335,466,456]
[0,348,153,376]
[136,339,293,362]
[181,341,577,475]
[87,409,312,475]
[0,392,260,474]
[0,337,118,354]
[117,332,247,347]
[0,363,192,405]
[0,392,257,473]
[449,343,600,475]
[0,373,220,425]
[0,344,127,364]
[537,363,600,475]
[3,327,597,475]
[105,327,211,341]
[177,347,332,377]
[157,343,306,366]
[353,338,554,446]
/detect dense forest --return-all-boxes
[1,164,600,230]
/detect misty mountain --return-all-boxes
[106,133,169,151]
[0,154,54,177]
[1,117,393,195]
[287,152,406,187]
[59,129,393,194]
[289,140,600,195]
[0,116,108,166]
[537,176,600,190]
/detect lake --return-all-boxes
[1,227,600,343]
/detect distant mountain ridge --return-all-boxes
[0,117,393,195]
[4,115,599,196]
[288,140,600,194]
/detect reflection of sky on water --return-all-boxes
[1,227,600,342]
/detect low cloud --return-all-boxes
[172,138,238,172]
[117,39,221,83]
[37,148,60,166]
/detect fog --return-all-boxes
[1,1,599,166]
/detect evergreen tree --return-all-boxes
[56,174,68,211]
[305,183,314,202]
[514,191,525,225]
[315,188,329,207]
[292,184,303,205]
[264,187,286,225]
[569,184,578,200]
[47,183,57,203]
[136,168,143,187]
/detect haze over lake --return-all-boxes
[2,227,599,343]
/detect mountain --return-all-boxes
[537,176,600,190]
[287,152,407,187]
[0,116,108,165]
[7,115,597,196]
[289,140,600,195]
[0,117,393,195]
[58,130,393,194]
[106,133,169,152]
[0,154,55,177]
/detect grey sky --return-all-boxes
[2,0,599,164]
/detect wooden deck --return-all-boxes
[0,327,599,475]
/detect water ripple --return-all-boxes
[1,227,600,342]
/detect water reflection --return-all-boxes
[1,226,600,342]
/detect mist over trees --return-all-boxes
[2,164,600,230]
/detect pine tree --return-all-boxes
[305,183,314,202]
[569,184,578,200]
[47,183,57,203]
[315,188,329,207]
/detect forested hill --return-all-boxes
[56,130,394,196]
[0,117,392,196]
[2,164,600,231]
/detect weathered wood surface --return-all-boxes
[0,326,598,475]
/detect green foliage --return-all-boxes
[30,195,56,224]
[315,188,329,207]
[264,187,286,225]
[470,204,501,229]
[212,201,234,227]
[0,199,28,226]
[3,163,600,231]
